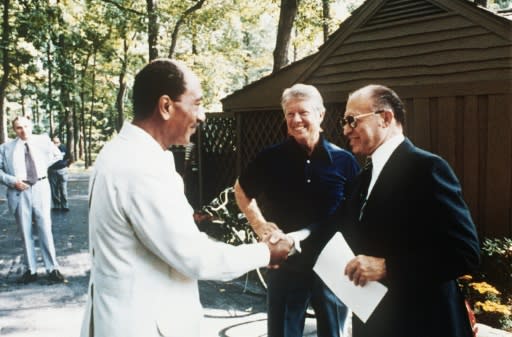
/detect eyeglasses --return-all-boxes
[341,110,385,129]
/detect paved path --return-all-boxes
[0,169,509,337]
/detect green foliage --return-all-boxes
[481,237,512,297]
[1,0,364,155]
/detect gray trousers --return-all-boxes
[15,179,59,273]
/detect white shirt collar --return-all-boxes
[120,121,162,149]
[119,121,176,170]
[367,133,405,196]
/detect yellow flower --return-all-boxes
[459,275,473,282]
[475,300,512,315]
[470,282,501,296]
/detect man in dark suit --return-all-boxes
[48,137,71,211]
[338,84,480,337]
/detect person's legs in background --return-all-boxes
[49,169,60,209]
[310,273,348,337]
[267,268,312,337]
[57,168,69,210]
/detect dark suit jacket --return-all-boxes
[339,138,480,337]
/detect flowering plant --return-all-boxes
[459,275,511,330]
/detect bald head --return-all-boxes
[343,84,405,156]
[348,84,406,127]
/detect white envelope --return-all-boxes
[313,232,388,323]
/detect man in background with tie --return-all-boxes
[0,115,67,284]
[337,84,480,337]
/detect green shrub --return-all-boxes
[480,237,512,294]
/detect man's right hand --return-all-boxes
[263,230,293,268]
[14,180,30,191]
[344,254,386,286]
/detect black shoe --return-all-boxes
[62,207,70,212]
[48,270,68,284]
[17,270,38,284]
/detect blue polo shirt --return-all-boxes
[239,135,359,234]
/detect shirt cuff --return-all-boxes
[286,228,312,255]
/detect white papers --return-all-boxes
[313,232,388,323]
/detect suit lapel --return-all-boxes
[5,140,18,175]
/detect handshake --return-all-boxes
[259,222,294,269]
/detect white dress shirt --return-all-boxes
[13,139,49,180]
[367,134,405,197]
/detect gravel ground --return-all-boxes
[0,167,509,337]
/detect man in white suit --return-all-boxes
[80,58,292,337]
[0,116,66,284]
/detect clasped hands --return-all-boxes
[257,222,293,269]
[14,179,30,191]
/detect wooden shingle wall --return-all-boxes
[307,3,511,99]
[404,93,512,238]
[219,0,512,238]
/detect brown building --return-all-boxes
[196,0,512,238]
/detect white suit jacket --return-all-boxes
[0,135,62,214]
[80,122,270,337]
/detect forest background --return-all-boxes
[0,0,507,166]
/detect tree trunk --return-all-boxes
[168,0,206,59]
[0,0,9,143]
[71,95,77,163]
[79,52,91,161]
[322,0,330,43]
[54,10,75,163]
[116,37,128,132]
[272,0,300,73]
[86,50,97,168]
[47,40,55,137]
[147,0,158,61]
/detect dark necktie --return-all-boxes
[358,157,373,221]
[25,143,38,185]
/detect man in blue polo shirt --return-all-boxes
[234,83,360,337]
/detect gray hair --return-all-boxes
[281,83,325,115]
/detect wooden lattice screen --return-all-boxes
[237,105,352,173]
[323,103,350,151]
[197,112,237,205]
[238,110,287,172]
